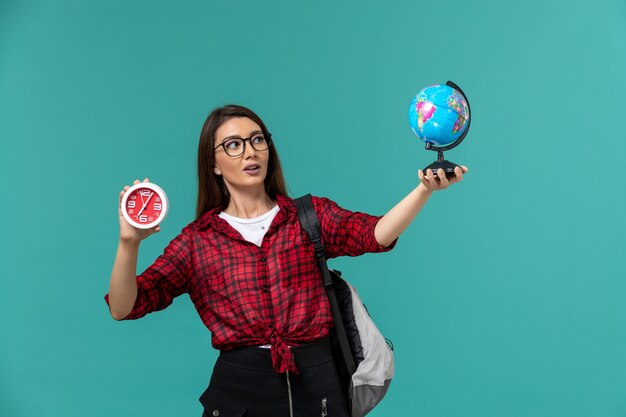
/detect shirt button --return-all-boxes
[260,257,266,262]
[212,410,219,417]
[262,285,269,293]
[268,323,273,329]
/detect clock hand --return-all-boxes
[145,191,155,208]
[137,192,154,216]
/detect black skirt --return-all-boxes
[199,338,349,417]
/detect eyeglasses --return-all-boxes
[214,133,272,157]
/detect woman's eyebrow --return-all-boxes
[220,130,263,141]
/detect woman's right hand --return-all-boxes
[118,178,161,243]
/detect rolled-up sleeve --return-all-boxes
[312,196,398,259]
[104,227,193,320]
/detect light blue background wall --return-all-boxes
[1,1,625,416]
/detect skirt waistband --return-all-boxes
[219,338,333,371]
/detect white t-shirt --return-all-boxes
[218,205,280,247]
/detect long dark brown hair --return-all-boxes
[196,105,288,219]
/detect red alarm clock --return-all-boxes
[121,182,169,229]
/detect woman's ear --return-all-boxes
[213,166,222,176]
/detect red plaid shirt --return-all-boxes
[105,195,396,373]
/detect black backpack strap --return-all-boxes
[294,194,357,375]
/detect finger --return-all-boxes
[452,166,463,183]
[437,169,450,188]
[426,169,438,189]
[418,170,433,190]
[133,179,140,185]
[432,168,444,182]
[143,178,149,183]
[460,166,469,173]
[120,185,131,201]
[424,169,434,186]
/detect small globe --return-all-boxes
[408,84,470,147]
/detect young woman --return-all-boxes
[106,105,467,417]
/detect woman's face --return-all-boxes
[213,117,270,194]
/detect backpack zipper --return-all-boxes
[286,370,294,417]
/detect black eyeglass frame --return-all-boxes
[214,133,273,157]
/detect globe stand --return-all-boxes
[421,81,471,180]
[423,147,459,179]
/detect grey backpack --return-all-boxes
[295,195,394,417]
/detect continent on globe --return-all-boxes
[416,99,436,130]
[447,92,465,114]
[452,114,467,134]
[448,92,469,134]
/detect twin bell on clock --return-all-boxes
[121,182,169,229]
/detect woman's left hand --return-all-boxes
[418,166,468,191]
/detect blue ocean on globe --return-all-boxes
[408,84,470,146]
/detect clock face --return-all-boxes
[121,182,169,229]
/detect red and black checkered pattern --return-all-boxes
[105,195,396,373]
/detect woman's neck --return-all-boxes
[224,189,276,219]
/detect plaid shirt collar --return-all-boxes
[196,194,296,235]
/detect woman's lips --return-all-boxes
[243,165,261,175]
